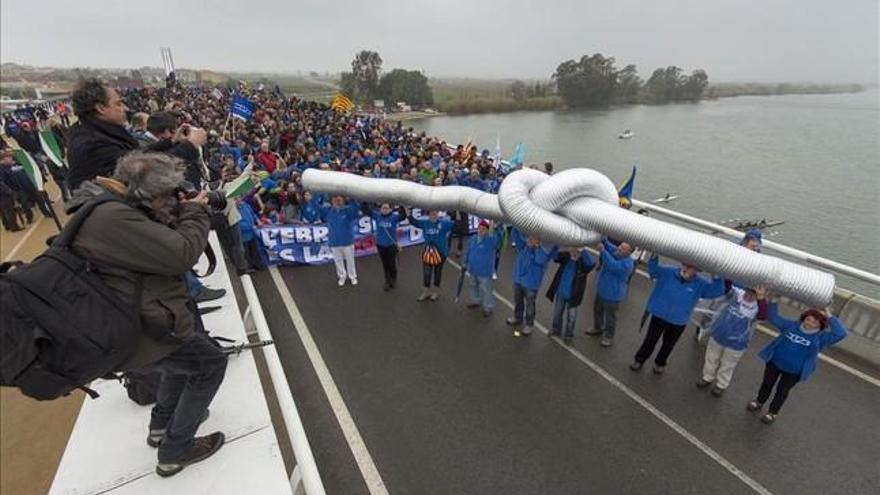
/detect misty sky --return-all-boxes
[2,0,877,83]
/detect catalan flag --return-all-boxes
[331,94,354,113]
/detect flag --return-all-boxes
[618,164,637,208]
[211,88,224,100]
[230,92,256,121]
[224,172,256,198]
[508,142,525,168]
[331,94,354,112]
[493,133,503,170]
[39,130,66,168]
[13,149,43,191]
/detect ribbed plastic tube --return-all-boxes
[302,168,835,306]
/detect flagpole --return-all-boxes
[43,192,63,231]
[221,113,231,137]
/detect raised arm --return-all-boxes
[818,315,847,350]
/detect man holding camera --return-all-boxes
[68,151,228,477]
[145,111,207,188]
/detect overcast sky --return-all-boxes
[2,0,877,83]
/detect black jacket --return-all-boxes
[545,251,596,307]
[67,117,138,189]
[147,139,202,187]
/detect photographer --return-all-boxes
[145,111,207,188]
[69,151,227,477]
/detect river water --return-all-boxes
[411,90,880,297]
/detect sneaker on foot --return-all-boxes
[148,409,210,448]
[710,386,725,397]
[513,330,523,337]
[696,378,713,389]
[492,273,498,280]
[350,278,358,286]
[652,365,666,375]
[338,278,346,287]
[506,317,522,326]
[549,329,562,337]
[746,401,762,412]
[521,326,534,336]
[563,336,573,346]
[383,283,391,292]
[155,432,225,477]
[428,292,439,301]
[629,361,643,371]
[760,413,777,424]
[600,337,613,347]
[194,287,226,303]
[417,292,429,302]
[584,328,601,336]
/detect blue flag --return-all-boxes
[618,164,636,207]
[508,142,525,169]
[230,92,256,121]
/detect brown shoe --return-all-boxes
[156,432,225,477]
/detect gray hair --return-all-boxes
[114,151,184,201]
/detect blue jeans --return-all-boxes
[184,271,203,298]
[513,283,537,326]
[552,296,579,338]
[144,332,228,463]
[468,275,495,310]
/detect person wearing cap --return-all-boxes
[746,304,846,424]
[545,246,596,345]
[697,285,768,396]
[631,255,725,374]
[464,219,502,316]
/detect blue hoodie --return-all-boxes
[596,240,635,302]
[371,211,401,247]
[300,198,322,224]
[645,256,725,325]
[238,202,260,242]
[465,228,502,277]
[410,215,454,257]
[709,287,765,351]
[758,304,846,381]
[511,228,558,290]
[321,202,360,247]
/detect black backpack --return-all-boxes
[0,195,143,400]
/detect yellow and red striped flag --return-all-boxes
[331,94,354,112]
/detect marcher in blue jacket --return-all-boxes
[545,247,596,345]
[697,286,768,396]
[300,191,322,224]
[506,228,558,336]
[631,255,725,373]
[464,220,502,315]
[238,199,265,271]
[321,195,360,287]
[407,209,453,301]
[747,304,846,424]
[590,240,635,347]
[371,203,403,291]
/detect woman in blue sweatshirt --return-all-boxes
[371,203,403,291]
[747,305,846,424]
[591,240,635,347]
[320,195,361,287]
[506,228,558,337]
[545,247,596,345]
[406,208,453,301]
[631,255,725,373]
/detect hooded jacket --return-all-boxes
[67,117,138,189]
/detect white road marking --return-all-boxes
[3,216,46,262]
[269,267,389,495]
[448,259,774,495]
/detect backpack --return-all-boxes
[0,195,143,400]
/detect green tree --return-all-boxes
[552,53,618,107]
[377,69,434,107]
[680,69,708,100]
[350,50,383,103]
[614,64,641,104]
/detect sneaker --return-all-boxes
[383,283,391,292]
[338,278,346,287]
[548,329,561,337]
[155,432,225,477]
[466,303,481,309]
[417,292,430,302]
[652,365,666,375]
[492,273,498,280]
[584,328,601,336]
[600,337,613,347]
[760,413,777,425]
[710,386,725,397]
[482,309,493,317]
[746,401,762,412]
[629,361,643,371]
[428,292,439,301]
[513,330,523,337]
[696,378,712,389]
[521,326,534,336]
[562,336,573,346]
[350,278,358,286]
[506,317,522,326]
[194,287,226,303]
[148,409,211,448]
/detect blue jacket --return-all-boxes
[300,198,322,224]
[238,202,260,242]
[409,215,454,257]
[709,287,764,351]
[596,240,635,302]
[758,304,847,381]
[371,211,401,247]
[645,256,725,325]
[321,202,360,247]
[511,228,558,291]
[465,229,502,277]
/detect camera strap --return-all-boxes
[193,242,217,278]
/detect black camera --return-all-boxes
[174,184,228,211]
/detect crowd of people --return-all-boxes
[0,77,848,476]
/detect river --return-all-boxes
[411,90,880,297]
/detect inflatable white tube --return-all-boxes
[302,168,835,306]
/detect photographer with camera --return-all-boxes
[68,151,228,476]
[145,112,207,188]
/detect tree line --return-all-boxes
[340,50,434,107]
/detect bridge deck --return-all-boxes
[254,245,880,495]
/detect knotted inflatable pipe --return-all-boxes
[303,168,835,306]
